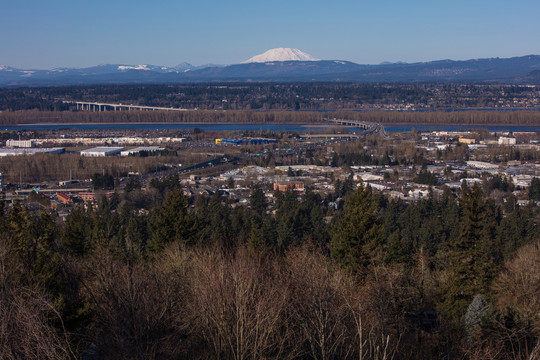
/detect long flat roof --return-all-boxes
[120,146,164,155]
[122,146,164,152]
[80,147,124,153]
[0,148,64,156]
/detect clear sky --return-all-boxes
[1,0,539,69]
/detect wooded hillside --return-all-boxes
[1,179,539,359]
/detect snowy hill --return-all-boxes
[242,48,320,63]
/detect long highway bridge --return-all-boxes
[326,118,372,129]
[62,103,383,134]
[326,118,388,138]
[63,101,190,112]
[59,104,387,137]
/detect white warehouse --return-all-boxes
[6,139,35,148]
[120,146,165,156]
[498,137,517,145]
[80,147,124,157]
[0,148,64,157]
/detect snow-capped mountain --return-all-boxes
[242,48,320,63]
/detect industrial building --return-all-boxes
[498,137,516,145]
[6,139,35,148]
[273,179,305,192]
[77,192,115,203]
[80,147,124,157]
[458,137,476,144]
[215,137,278,145]
[120,146,165,156]
[466,161,499,170]
[0,148,65,157]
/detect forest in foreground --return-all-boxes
[1,175,539,359]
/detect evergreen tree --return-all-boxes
[249,185,266,219]
[441,185,497,316]
[229,206,251,245]
[261,215,278,250]
[121,213,148,262]
[91,195,120,248]
[464,294,489,342]
[382,198,410,264]
[248,219,262,253]
[496,203,537,259]
[529,177,540,201]
[62,207,92,256]
[330,184,382,272]
[148,189,193,252]
[206,191,233,249]
[275,190,299,251]
[5,201,35,274]
[32,212,62,290]
[124,176,141,193]
[439,187,461,247]
[298,188,329,248]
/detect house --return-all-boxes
[459,137,476,144]
[273,179,305,192]
[57,192,73,204]
[78,192,96,203]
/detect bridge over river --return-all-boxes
[63,101,190,112]
[325,118,388,137]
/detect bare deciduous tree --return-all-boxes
[81,249,187,359]
[0,238,75,360]
[188,248,292,360]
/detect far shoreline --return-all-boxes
[7,121,540,128]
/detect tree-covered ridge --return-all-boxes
[0,179,539,359]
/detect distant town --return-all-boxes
[1,123,538,214]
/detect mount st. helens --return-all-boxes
[242,48,320,63]
[1,49,540,85]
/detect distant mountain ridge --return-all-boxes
[1,54,540,86]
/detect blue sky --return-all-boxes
[1,0,539,69]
